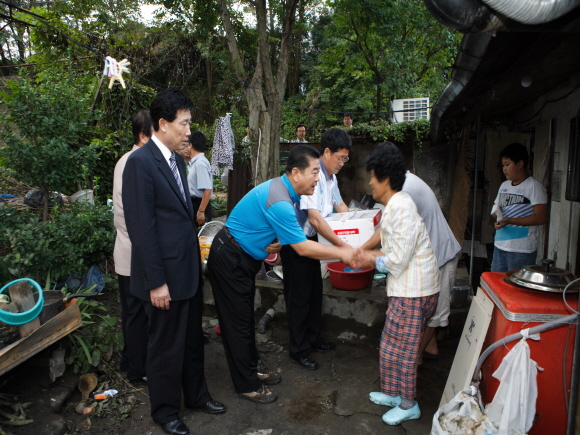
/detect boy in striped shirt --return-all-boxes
[491,143,547,272]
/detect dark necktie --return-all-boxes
[169,153,187,202]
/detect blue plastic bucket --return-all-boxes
[0,278,44,326]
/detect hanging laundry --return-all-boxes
[211,114,235,176]
[103,56,130,89]
[224,113,235,149]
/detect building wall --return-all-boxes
[336,139,416,206]
[516,74,580,273]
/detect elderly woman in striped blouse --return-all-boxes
[353,142,440,426]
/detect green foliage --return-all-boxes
[26,0,143,66]
[350,118,431,143]
[0,202,115,280]
[92,82,156,200]
[297,0,461,128]
[65,286,120,375]
[212,176,227,193]
[0,66,101,196]
[211,195,227,211]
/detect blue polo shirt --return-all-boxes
[227,174,307,260]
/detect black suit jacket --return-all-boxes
[123,139,201,302]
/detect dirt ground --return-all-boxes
[0,286,458,435]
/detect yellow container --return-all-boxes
[199,236,213,262]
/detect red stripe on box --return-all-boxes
[373,210,382,227]
[334,229,359,236]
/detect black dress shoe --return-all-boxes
[290,354,319,370]
[161,418,189,435]
[311,340,336,353]
[128,376,147,385]
[195,400,227,414]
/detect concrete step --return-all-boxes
[202,265,472,344]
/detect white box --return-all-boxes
[317,209,382,247]
[317,209,382,278]
[439,289,493,407]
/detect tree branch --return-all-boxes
[216,0,247,84]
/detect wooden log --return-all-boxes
[0,301,82,376]
[0,302,19,314]
[8,281,41,338]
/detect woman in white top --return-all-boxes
[353,142,439,426]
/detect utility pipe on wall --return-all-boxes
[480,0,580,25]
[469,116,481,290]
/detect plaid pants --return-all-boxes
[379,294,439,400]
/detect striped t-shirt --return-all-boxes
[493,176,547,253]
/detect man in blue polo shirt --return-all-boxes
[207,145,354,405]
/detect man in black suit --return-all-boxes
[123,88,225,435]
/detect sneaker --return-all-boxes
[369,392,401,407]
[382,402,421,425]
[257,370,281,385]
[311,340,335,353]
[238,385,278,404]
[257,359,282,385]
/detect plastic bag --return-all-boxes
[24,190,63,207]
[221,168,229,185]
[431,386,487,435]
[485,337,540,435]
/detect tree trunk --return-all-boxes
[15,25,26,63]
[205,58,212,98]
[217,0,298,185]
[375,85,382,120]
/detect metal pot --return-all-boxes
[39,290,99,324]
[450,280,471,308]
[505,259,579,293]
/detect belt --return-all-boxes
[223,227,262,270]
[224,226,242,251]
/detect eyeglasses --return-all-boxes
[335,154,349,163]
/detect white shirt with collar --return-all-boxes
[151,134,181,176]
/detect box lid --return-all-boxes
[324,209,382,227]
[480,272,578,322]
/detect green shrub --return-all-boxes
[0,202,115,280]
[350,118,430,143]
[0,67,101,221]
[65,286,120,375]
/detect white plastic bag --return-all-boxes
[485,337,541,435]
[221,168,229,185]
[431,386,486,435]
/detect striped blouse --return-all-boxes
[375,191,440,298]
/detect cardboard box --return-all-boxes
[317,209,382,248]
[317,209,382,278]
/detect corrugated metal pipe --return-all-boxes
[480,0,580,25]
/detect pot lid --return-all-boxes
[507,259,579,293]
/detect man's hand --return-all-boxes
[338,244,355,266]
[266,241,282,254]
[494,218,509,230]
[351,248,374,270]
[196,210,206,225]
[150,284,171,310]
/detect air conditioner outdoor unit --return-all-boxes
[390,98,430,123]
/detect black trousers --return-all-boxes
[191,196,213,227]
[118,274,148,381]
[280,239,323,358]
[143,287,210,424]
[207,228,263,393]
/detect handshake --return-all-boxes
[339,246,377,270]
